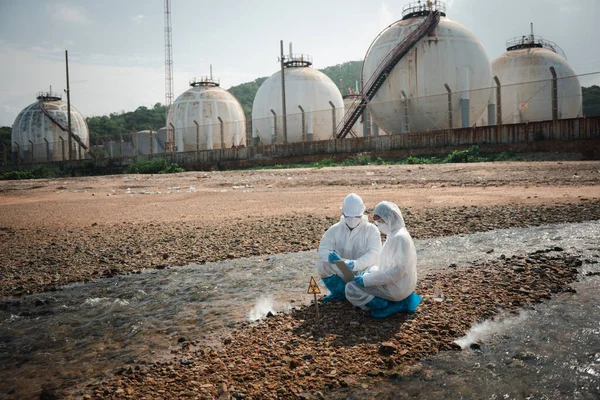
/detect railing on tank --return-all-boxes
[36,91,62,102]
[506,36,567,60]
[283,54,313,68]
[189,76,220,87]
[402,0,446,20]
[335,10,441,139]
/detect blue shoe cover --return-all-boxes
[321,275,346,303]
[370,292,422,319]
[365,296,388,310]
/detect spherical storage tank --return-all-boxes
[12,92,89,162]
[362,1,492,134]
[168,76,246,151]
[252,54,344,144]
[491,32,582,123]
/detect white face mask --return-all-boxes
[345,216,361,229]
[375,221,389,235]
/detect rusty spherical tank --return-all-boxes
[168,78,246,151]
[362,2,492,133]
[491,37,582,123]
[12,93,89,161]
[251,55,344,144]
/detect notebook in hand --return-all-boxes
[334,260,355,283]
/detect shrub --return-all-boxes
[314,158,337,168]
[125,158,184,174]
[0,166,60,180]
[444,145,480,163]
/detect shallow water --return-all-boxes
[334,268,600,400]
[0,221,598,398]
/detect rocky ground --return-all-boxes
[0,160,599,398]
[75,250,582,399]
[1,161,599,298]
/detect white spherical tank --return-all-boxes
[12,92,89,161]
[362,2,492,133]
[168,77,246,151]
[491,36,582,123]
[252,55,344,144]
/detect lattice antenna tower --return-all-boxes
[164,0,174,115]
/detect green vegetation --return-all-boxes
[246,146,522,170]
[583,85,600,117]
[319,60,362,95]
[228,77,268,117]
[86,103,167,142]
[124,158,184,174]
[0,165,60,180]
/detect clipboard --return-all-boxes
[334,260,355,283]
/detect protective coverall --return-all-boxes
[345,201,420,316]
[316,195,382,301]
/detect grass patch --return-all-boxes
[242,147,524,171]
[0,166,60,180]
[125,158,185,174]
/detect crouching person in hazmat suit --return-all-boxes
[317,193,382,302]
[345,201,422,318]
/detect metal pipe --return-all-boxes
[65,50,73,161]
[218,116,225,148]
[270,109,278,144]
[44,138,50,162]
[169,123,175,153]
[362,109,370,137]
[444,84,453,129]
[401,90,410,133]
[329,101,336,138]
[59,137,65,161]
[193,120,200,152]
[28,140,34,163]
[133,130,138,157]
[14,142,20,166]
[279,40,288,144]
[148,127,154,157]
[119,133,123,164]
[550,66,558,120]
[494,76,502,125]
[298,105,306,141]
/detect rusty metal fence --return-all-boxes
[4,72,598,168]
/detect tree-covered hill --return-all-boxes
[85,103,167,141]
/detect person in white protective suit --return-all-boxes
[345,201,422,318]
[316,193,382,302]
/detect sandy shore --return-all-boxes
[1,161,599,398]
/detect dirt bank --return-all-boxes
[1,161,599,297]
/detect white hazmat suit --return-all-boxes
[317,214,382,279]
[346,201,418,310]
[316,194,382,302]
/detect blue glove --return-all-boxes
[347,260,355,270]
[328,250,342,264]
[354,275,365,287]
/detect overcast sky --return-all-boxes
[0,0,598,126]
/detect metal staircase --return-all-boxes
[39,100,92,157]
[336,10,441,139]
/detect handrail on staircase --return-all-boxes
[336,10,440,139]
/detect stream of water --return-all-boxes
[1,221,598,399]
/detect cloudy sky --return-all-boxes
[0,0,598,126]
